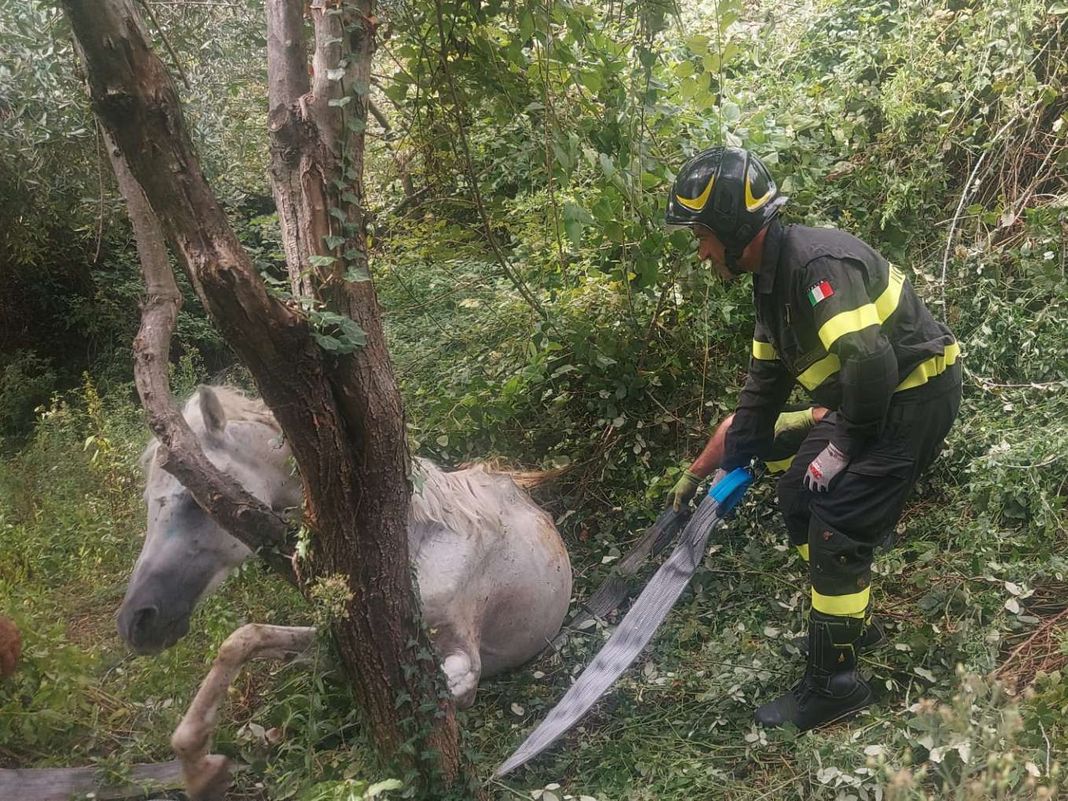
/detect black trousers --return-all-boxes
[776,363,962,615]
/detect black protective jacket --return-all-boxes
[722,220,959,469]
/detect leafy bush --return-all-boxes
[0,350,57,440]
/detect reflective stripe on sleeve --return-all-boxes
[896,341,961,392]
[817,265,906,351]
[752,339,778,360]
[811,586,869,618]
[796,353,841,391]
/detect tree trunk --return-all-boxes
[63,0,476,794]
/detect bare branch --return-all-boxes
[266,0,320,299]
[368,98,391,135]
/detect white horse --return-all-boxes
[118,386,572,707]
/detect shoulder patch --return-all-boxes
[807,280,834,306]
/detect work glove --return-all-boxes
[774,407,816,437]
[803,442,849,493]
[667,469,702,511]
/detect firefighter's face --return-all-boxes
[693,227,732,280]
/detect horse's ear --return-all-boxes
[199,387,227,437]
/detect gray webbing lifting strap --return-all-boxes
[550,507,688,648]
[496,467,756,777]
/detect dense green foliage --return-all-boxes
[1,0,1066,798]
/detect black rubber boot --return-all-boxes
[756,612,873,731]
[784,614,887,658]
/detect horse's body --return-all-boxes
[118,386,572,706]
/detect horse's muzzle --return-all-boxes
[117,601,190,654]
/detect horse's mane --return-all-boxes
[184,385,279,429]
[142,387,548,540]
[140,386,279,470]
[408,459,530,537]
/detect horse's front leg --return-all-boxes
[171,623,316,801]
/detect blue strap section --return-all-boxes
[707,466,755,515]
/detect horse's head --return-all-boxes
[117,386,299,654]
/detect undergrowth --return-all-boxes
[1,0,1066,798]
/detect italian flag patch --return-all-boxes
[807,280,834,306]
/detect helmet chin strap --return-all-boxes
[724,243,746,275]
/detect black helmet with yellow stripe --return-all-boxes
[666,147,787,267]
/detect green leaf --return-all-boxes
[323,235,345,250]
[686,35,710,54]
[328,96,352,108]
[366,779,404,798]
[344,267,371,282]
[564,218,584,248]
[518,9,535,40]
[308,254,337,268]
[603,220,624,242]
[673,61,696,79]
[578,69,603,94]
[598,152,616,178]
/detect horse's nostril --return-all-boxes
[132,606,159,637]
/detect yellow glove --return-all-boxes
[774,407,816,437]
[667,469,702,511]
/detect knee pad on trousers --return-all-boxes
[808,511,873,618]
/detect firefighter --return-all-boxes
[665,146,961,731]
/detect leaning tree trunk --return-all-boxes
[62,0,476,795]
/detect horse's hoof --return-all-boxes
[184,754,232,801]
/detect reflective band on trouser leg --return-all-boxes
[765,455,794,474]
[812,587,869,617]
[808,513,873,620]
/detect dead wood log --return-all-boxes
[0,760,182,801]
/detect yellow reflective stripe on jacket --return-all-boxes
[896,341,960,391]
[752,339,778,360]
[765,455,794,474]
[795,543,810,562]
[812,587,869,618]
[817,265,906,351]
[796,353,841,390]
